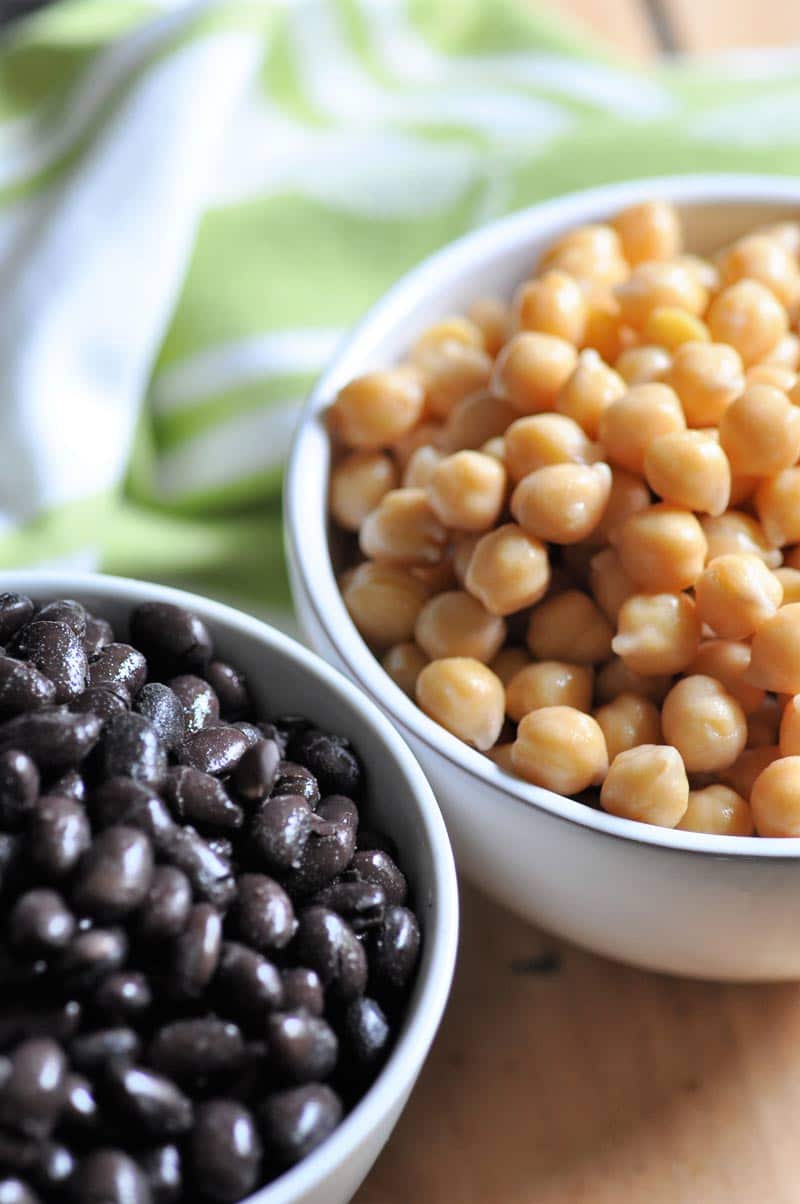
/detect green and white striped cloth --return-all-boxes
[4,0,800,617]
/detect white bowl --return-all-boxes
[0,571,458,1204]
[287,173,800,983]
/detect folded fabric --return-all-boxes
[2,0,800,615]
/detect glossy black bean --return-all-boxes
[214,943,283,1018]
[70,1028,141,1074]
[133,685,184,751]
[249,795,315,873]
[207,837,233,863]
[293,907,367,1002]
[61,1073,99,1131]
[230,739,280,804]
[29,795,91,879]
[206,662,251,720]
[93,971,152,1024]
[97,713,167,790]
[159,827,236,910]
[71,683,130,724]
[257,722,287,757]
[0,834,20,891]
[72,826,154,919]
[130,603,213,678]
[71,1149,153,1204]
[83,615,114,659]
[291,729,361,798]
[0,595,34,644]
[259,1084,342,1167]
[232,722,261,749]
[91,779,176,845]
[271,762,320,808]
[283,798,357,896]
[276,715,312,751]
[369,906,421,992]
[105,1062,193,1138]
[170,904,222,999]
[138,1145,181,1204]
[36,599,86,639]
[266,1011,338,1083]
[89,643,147,697]
[348,849,408,906]
[10,889,75,956]
[0,1040,67,1140]
[190,1100,261,1203]
[236,874,296,952]
[0,1178,40,1204]
[310,880,385,931]
[0,1001,81,1051]
[147,1020,244,1083]
[0,657,55,719]
[0,710,102,771]
[0,751,39,830]
[341,997,391,1067]
[58,928,129,993]
[280,968,324,1017]
[138,868,191,944]
[163,767,242,833]
[167,676,219,736]
[22,621,87,703]
[177,726,247,778]
[32,1141,75,1193]
[49,769,85,803]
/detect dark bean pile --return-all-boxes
[0,594,421,1204]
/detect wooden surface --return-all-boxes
[356,2,800,1202]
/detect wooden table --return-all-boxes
[357,2,800,1201]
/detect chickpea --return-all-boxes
[590,467,650,546]
[391,421,445,470]
[750,756,800,836]
[342,562,430,647]
[513,270,587,345]
[555,349,626,438]
[720,745,781,801]
[707,280,788,366]
[747,697,782,748]
[428,451,507,532]
[644,430,731,516]
[719,385,800,476]
[643,306,710,352]
[728,474,760,507]
[755,469,800,547]
[330,451,399,531]
[330,369,425,448]
[718,234,800,309]
[360,488,447,565]
[402,445,443,489]
[589,547,636,623]
[745,364,797,391]
[598,383,685,474]
[412,317,485,358]
[600,744,689,828]
[775,566,800,605]
[491,332,578,415]
[594,692,662,762]
[504,413,595,481]
[412,556,457,594]
[779,695,800,756]
[667,341,744,427]
[687,640,765,714]
[676,253,720,294]
[527,589,612,665]
[661,675,746,772]
[481,436,506,463]
[615,260,708,330]
[451,533,481,586]
[441,391,516,453]
[468,297,511,356]
[612,592,701,676]
[615,345,672,386]
[582,292,629,363]
[506,661,594,722]
[415,590,506,663]
[694,554,782,640]
[754,221,800,256]
[416,657,505,751]
[763,332,800,370]
[700,511,782,568]
[382,642,429,697]
[465,523,550,616]
[612,200,682,265]
[594,657,673,706]
[746,603,800,693]
[418,341,494,419]
[489,646,531,688]
[511,706,608,795]
[511,462,612,545]
[539,224,628,288]
[676,785,754,836]
[614,504,707,593]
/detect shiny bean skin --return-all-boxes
[0,751,39,830]
[259,1084,342,1167]
[168,676,219,736]
[83,615,114,659]
[91,779,176,846]
[89,643,148,697]
[214,942,284,1017]
[134,685,185,752]
[369,906,421,992]
[29,795,91,879]
[290,730,361,798]
[58,928,129,993]
[190,1101,262,1203]
[230,740,280,803]
[294,908,368,1002]
[105,1061,194,1138]
[49,769,85,803]
[249,796,315,873]
[0,833,20,891]
[138,868,192,944]
[69,1028,142,1074]
[71,683,130,724]
[0,1040,67,1140]
[0,710,102,771]
[138,1145,182,1204]
[35,599,86,639]
[280,969,325,1017]
[9,889,75,956]
[271,762,320,808]
[232,723,261,749]
[0,595,34,644]
[310,881,386,932]
[266,1012,338,1083]
[205,662,252,720]
[32,1141,75,1194]
[71,1149,153,1204]
[72,826,155,919]
[163,767,243,833]
[341,997,391,1068]
[284,798,358,896]
[236,874,297,952]
[147,1019,245,1083]
[98,713,167,791]
[159,827,236,910]
[21,621,87,703]
[130,602,213,678]
[61,1073,99,1132]
[170,904,222,999]
[0,1179,41,1204]
[0,1002,81,1052]
[177,726,248,777]
[0,657,55,718]
[348,849,408,906]
[93,972,153,1024]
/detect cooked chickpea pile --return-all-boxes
[327,201,800,838]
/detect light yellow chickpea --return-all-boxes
[615,260,708,330]
[600,744,689,828]
[612,592,701,676]
[614,504,707,593]
[615,345,672,386]
[527,589,613,665]
[754,221,800,257]
[504,413,595,481]
[391,421,445,470]
[666,341,744,428]
[582,293,629,363]
[468,297,511,357]
[412,317,485,359]
[763,332,800,370]
[330,451,399,532]
[555,349,626,438]
[486,743,516,773]
[489,646,531,688]
[330,369,425,449]
[676,253,720,294]
[750,755,800,836]
[747,697,782,748]
[719,385,800,476]
[402,445,443,489]
[779,695,800,756]
[381,642,429,697]
[342,562,431,647]
[451,533,481,587]
[589,547,636,624]
[416,657,505,751]
[642,307,710,352]
[612,200,682,265]
[700,511,782,568]
[598,383,685,474]
[687,640,765,714]
[590,467,650,546]
[755,469,800,547]
[644,430,731,516]
[594,657,673,706]
[707,280,788,366]
[465,523,551,616]
[661,675,747,772]
[428,451,507,532]
[506,661,594,723]
[694,554,783,640]
[745,364,797,391]
[593,692,662,763]
[720,745,781,801]
[417,341,494,420]
[360,488,447,565]
[415,590,506,663]
[481,436,506,463]
[539,224,628,288]
[491,332,578,415]
[513,270,587,345]
[676,785,754,836]
[746,603,800,693]
[775,566,800,605]
[441,391,516,453]
[511,706,608,795]
[718,234,800,309]
[511,462,612,545]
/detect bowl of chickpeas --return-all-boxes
[287,174,800,981]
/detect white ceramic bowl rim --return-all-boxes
[288,172,800,862]
[0,571,459,1204]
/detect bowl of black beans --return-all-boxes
[0,573,458,1204]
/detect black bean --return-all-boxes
[22,621,87,703]
[83,615,114,659]
[105,1062,193,1138]
[291,729,361,798]
[147,1020,244,1083]
[29,795,91,879]
[177,727,247,778]
[159,827,235,911]
[0,1039,67,1140]
[71,1149,152,1204]
[232,722,260,749]
[49,769,86,803]
[369,905,421,992]
[214,943,283,1019]
[271,762,319,807]
[138,1145,181,1204]
[190,1101,261,1203]
[348,849,408,906]
[310,880,386,931]
[259,1084,341,1167]
[70,1028,141,1074]
[130,603,213,678]
[0,657,55,719]
[58,928,128,993]
[230,739,280,804]
[341,997,391,1067]
[249,795,315,873]
[0,1002,81,1051]
[89,644,147,698]
[163,767,242,833]
[283,797,357,896]
[0,595,34,644]
[167,676,219,736]
[138,868,192,945]
[293,907,367,1002]
[0,710,102,771]
[207,837,233,863]
[170,904,222,999]
[32,1141,75,1193]
[61,1073,99,1132]
[71,683,130,724]
[0,834,20,892]
[236,874,296,952]
[72,827,154,919]
[10,889,75,956]
[133,685,184,751]
[36,599,86,639]
[257,722,287,757]
[97,713,167,790]
[280,968,324,1017]
[91,779,176,846]
[266,1012,338,1084]
[0,751,39,830]
[93,972,152,1024]
[275,715,312,750]
[0,1178,40,1204]
[0,1131,40,1173]
[205,662,251,720]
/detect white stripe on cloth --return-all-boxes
[691,93,800,146]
